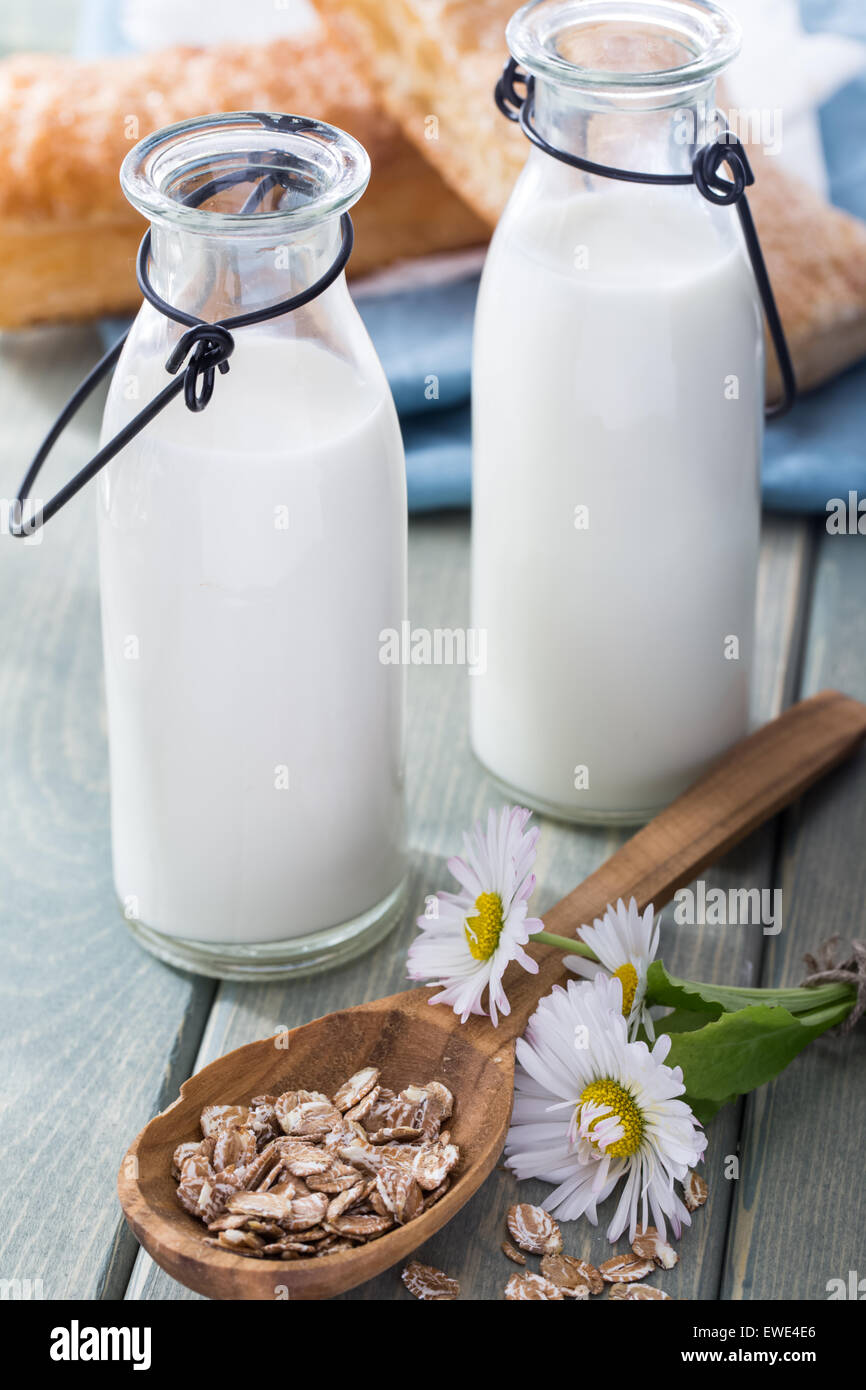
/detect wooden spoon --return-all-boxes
[118,689,866,1299]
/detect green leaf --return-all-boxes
[646,961,726,1017]
[661,1002,847,1107]
[659,1008,717,1035]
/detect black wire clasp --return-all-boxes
[165,323,235,412]
[495,58,797,419]
[8,194,354,537]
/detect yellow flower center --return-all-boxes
[613,961,639,1018]
[579,1078,644,1158]
[464,892,505,961]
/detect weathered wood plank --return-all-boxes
[721,529,866,1301]
[0,325,214,1299]
[128,512,811,1300]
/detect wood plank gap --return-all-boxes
[98,980,219,1300]
[710,515,818,1299]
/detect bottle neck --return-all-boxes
[531,75,719,181]
[146,216,344,322]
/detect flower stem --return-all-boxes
[661,978,855,1016]
[530,930,597,960]
[794,998,852,1034]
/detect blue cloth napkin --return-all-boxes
[82,0,866,514]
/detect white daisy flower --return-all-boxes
[505,973,706,1243]
[565,896,660,1041]
[407,805,542,1026]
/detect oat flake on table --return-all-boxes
[506,1203,563,1255]
[402,1261,460,1300]
[504,1271,566,1301]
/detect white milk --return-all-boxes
[97,335,406,943]
[471,185,763,819]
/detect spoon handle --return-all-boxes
[494,689,866,1044]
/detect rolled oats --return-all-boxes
[343,1088,381,1125]
[283,1193,330,1231]
[171,1141,204,1179]
[218,1227,264,1252]
[327,1212,394,1238]
[506,1203,563,1255]
[213,1125,256,1173]
[276,1140,334,1177]
[504,1272,565,1301]
[200,1104,251,1138]
[278,1094,342,1140]
[540,1252,592,1297]
[571,1258,604,1295]
[683,1170,708,1211]
[226,1190,295,1221]
[600,1253,655,1283]
[173,1066,459,1261]
[422,1179,451,1210]
[196,1169,246,1225]
[375,1166,424,1224]
[333,1067,380,1112]
[326,1181,369,1221]
[402,1261,460,1300]
[632,1226,679,1269]
[366,1125,423,1144]
[501,1241,526,1265]
[609,1282,672,1300]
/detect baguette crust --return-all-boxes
[0,33,487,328]
[747,146,866,397]
[318,0,866,397]
[318,0,523,225]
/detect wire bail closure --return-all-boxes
[165,323,235,412]
[495,58,797,419]
[8,189,354,538]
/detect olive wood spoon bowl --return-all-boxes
[118,689,866,1299]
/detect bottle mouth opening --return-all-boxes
[120,112,370,235]
[507,0,741,93]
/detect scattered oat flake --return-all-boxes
[572,1257,604,1295]
[506,1203,563,1255]
[501,1241,526,1265]
[402,1261,460,1300]
[609,1282,672,1300]
[600,1253,655,1283]
[540,1252,593,1296]
[632,1226,679,1269]
[683,1170,708,1211]
[504,1272,565,1301]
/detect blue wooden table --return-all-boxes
[1,2,865,1306]
[1,314,864,1300]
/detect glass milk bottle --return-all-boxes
[98,114,407,977]
[472,0,763,823]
